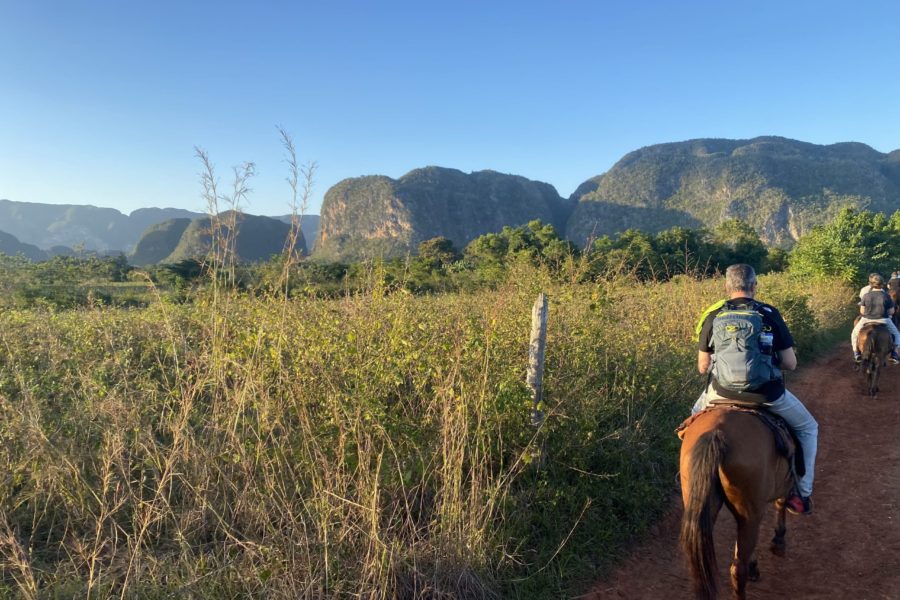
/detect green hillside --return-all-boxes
[162,212,306,264]
[0,230,47,260]
[567,137,900,247]
[129,218,193,266]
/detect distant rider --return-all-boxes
[851,273,900,364]
[692,264,817,516]
[889,271,900,295]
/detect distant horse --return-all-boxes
[679,408,794,600]
[859,322,892,396]
[890,290,900,328]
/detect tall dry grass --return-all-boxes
[0,267,853,598]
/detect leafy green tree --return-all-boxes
[592,229,659,279]
[764,247,790,273]
[653,226,715,275]
[710,219,767,272]
[162,259,206,288]
[789,207,900,282]
[464,221,573,268]
[464,231,509,265]
[415,237,461,271]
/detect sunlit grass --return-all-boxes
[0,267,852,598]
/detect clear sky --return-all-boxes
[2,0,899,216]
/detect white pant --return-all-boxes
[692,387,818,497]
[850,317,900,353]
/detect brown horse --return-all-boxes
[679,408,794,599]
[858,322,892,396]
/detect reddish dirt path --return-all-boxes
[585,344,900,599]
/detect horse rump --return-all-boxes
[861,323,892,360]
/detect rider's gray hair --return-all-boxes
[725,264,757,294]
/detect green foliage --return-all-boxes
[789,207,900,283]
[585,219,773,280]
[465,221,576,267]
[710,218,768,270]
[415,236,461,270]
[162,258,205,281]
[765,247,790,273]
[0,253,147,308]
[0,269,851,598]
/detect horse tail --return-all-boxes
[862,325,889,366]
[680,429,726,600]
[863,325,879,358]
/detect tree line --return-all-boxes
[1,207,896,307]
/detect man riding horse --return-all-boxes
[887,272,900,327]
[889,271,900,295]
[692,264,818,515]
[851,273,900,364]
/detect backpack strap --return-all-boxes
[695,298,726,341]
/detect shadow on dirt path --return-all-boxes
[584,344,900,599]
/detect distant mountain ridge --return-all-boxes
[314,138,900,259]
[7,137,900,261]
[129,213,307,266]
[0,199,203,252]
[0,200,321,263]
[565,136,900,246]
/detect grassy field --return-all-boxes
[0,266,852,598]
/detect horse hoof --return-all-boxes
[770,541,786,557]
[749,562,761,581]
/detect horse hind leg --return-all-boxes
[748,556,760,582]
[743,545,761,582]
[770,499,787,557]
[730,513,762,600]
[869,363,880,396]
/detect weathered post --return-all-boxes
[528,293,549,428]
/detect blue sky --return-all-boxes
[2,0,899,216]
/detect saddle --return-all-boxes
[854,314,889,331]
[860,322,888,334]
[676,404,805,478]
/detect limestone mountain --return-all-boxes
[566,137,900,247]
[273,214,320,252]
[0,230,48,261]
[149,212,306,264]
[129,218,194,266]
[0,199,202,252]
[315,167,574,260]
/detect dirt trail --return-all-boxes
[586,344,900,599]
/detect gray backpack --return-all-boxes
[711,303,780,392]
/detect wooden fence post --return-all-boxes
[528,293,548,428]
